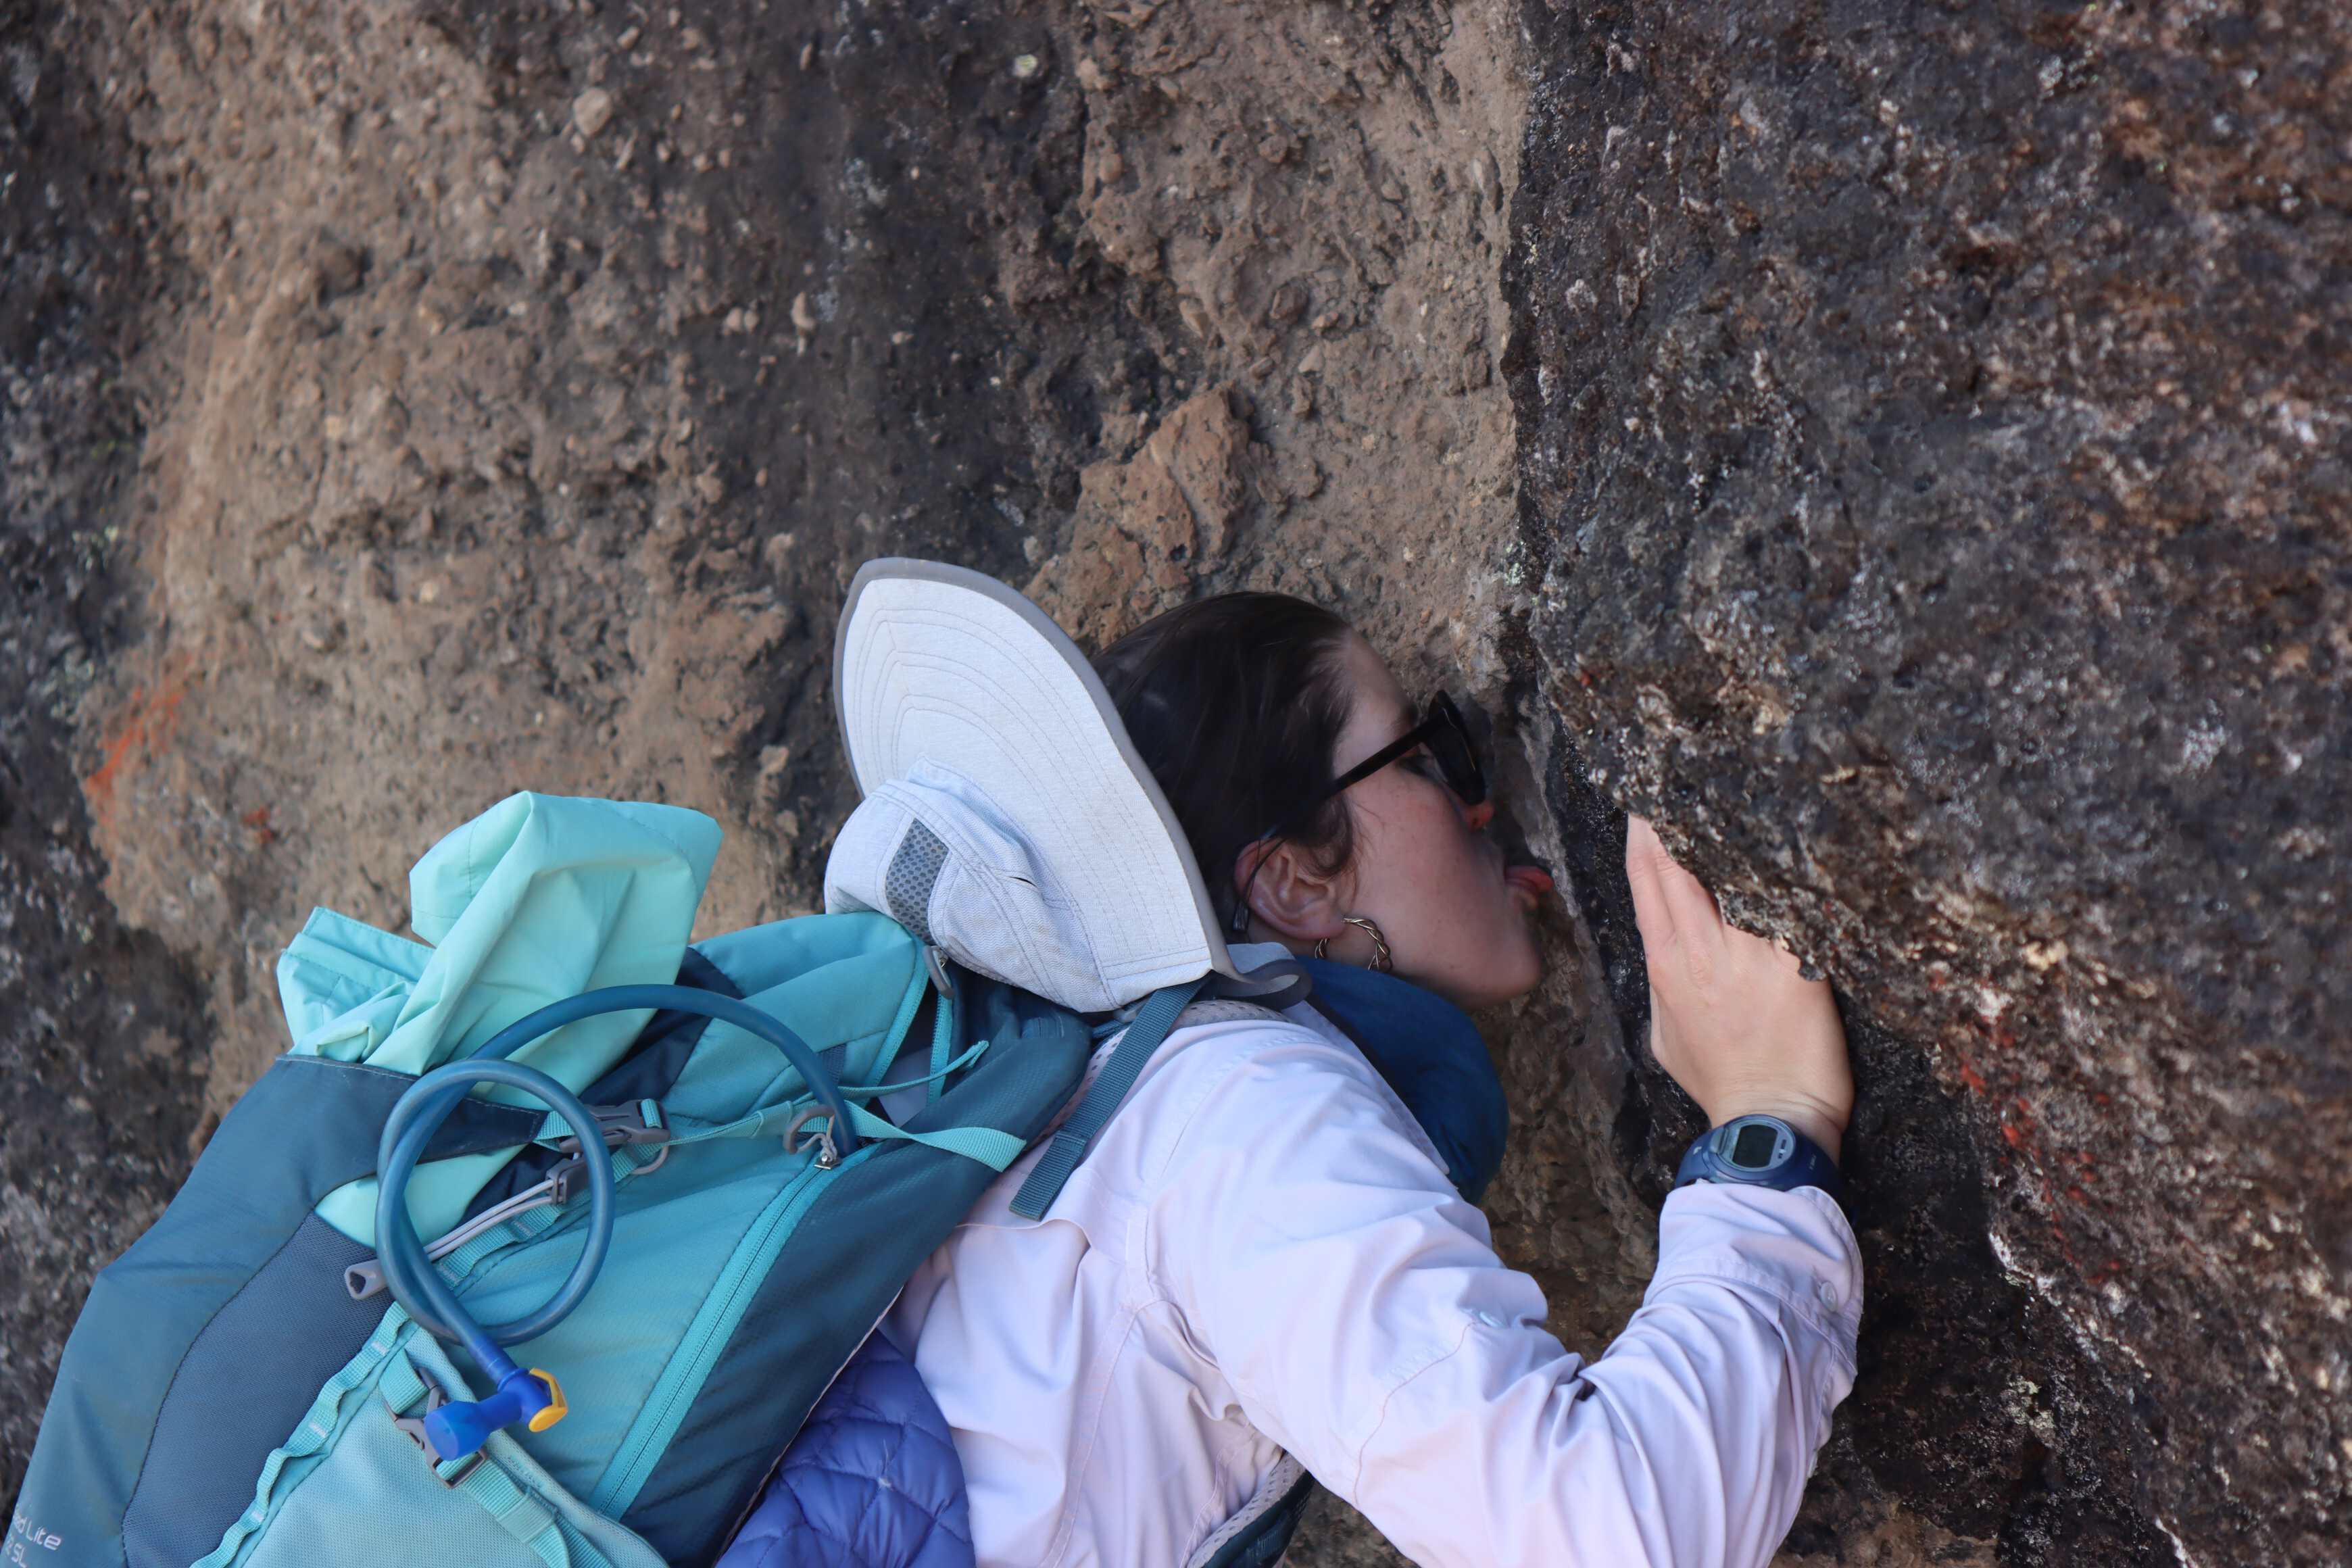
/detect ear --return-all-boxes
[1231,838,1351,944]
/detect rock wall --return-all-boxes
[3,0,2344,1563]
[1504,1,2349,1563]
[1,0,213,1472]
[3,0,1535,1551]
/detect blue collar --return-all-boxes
[1298,958,1509,1204]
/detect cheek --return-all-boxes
[1361,795,1487,913]
[1347,793,1542,1004]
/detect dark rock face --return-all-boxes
[1505,1,2351,1562]
[0,1,211,1497]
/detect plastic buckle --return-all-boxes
[545,1156,591,1205]
[553,1102,671,1152]
[549,1102,671,1203]
[389,1366,485,1487]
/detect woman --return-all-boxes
[867,589,1861,1567]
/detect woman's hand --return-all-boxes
[1625,816,1854,1164]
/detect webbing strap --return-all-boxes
[452,1452,566,1567]
[526,1099,665,1149]
[663,1099,1022,1171]
[661,1102,808,1146]
[1012,978,1205,1219]
[844,1104,1023,1169]
[377,1350,624,1568]
[374,1351,487,1494]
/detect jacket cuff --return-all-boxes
[1647,1183,1864,1375]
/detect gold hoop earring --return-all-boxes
[1313,915,1393,973]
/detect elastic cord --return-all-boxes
[374,1058,614,1360]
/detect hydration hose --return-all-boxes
[373,984,859,1461]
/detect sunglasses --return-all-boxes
[1226,693,1490,938]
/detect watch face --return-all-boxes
[1730,1122,1780,1168]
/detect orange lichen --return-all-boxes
[82,661,194,831]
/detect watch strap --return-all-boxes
[1674,1115,1844,1202]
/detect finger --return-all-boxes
[1624,816,1677,950]
[1736,923,1808,976]
[1652,834,1724,944]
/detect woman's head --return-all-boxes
[1096,594,1547,1010]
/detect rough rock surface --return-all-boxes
[0,0,212,1497]
[1,0,1536,1542]
[1506,1,2351,1563]
[3,0,2344,1563]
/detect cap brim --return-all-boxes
[833,558,1252,992]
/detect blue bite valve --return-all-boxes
[422,1364,568,1461]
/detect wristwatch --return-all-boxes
[1674,1114,1843,1202]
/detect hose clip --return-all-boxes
[782,1105,841,1169]
[549,1101,671,1202]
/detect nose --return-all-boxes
[1462,798,1495,832]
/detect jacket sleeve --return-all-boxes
[1142,1030,1862,1568]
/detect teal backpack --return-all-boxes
[14,791,1208,1568]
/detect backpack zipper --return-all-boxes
[709,1294,907,1552]
[587,1144,862,1515]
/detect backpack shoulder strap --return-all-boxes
[1010,977,1206,1219]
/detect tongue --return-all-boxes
[1505,865,1556,896]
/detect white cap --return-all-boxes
[825,558,1296,1014]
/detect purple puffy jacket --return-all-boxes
[716,1331,974,1568]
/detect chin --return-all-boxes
[1446,939,1545,1012]
[1491,951,1546,1008]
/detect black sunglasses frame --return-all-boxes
[1225,693,1490,938]
[1314,691,1489,816]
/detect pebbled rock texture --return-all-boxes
[1505,0,2350,1563]
[1,0,1535,1538]
[0,0,212,1504]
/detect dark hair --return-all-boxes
[1094,593,1361,928]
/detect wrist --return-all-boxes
[1676,1111,1846,1204]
